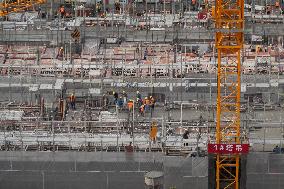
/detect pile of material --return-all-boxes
[24,11,39,23]
[99,111,118,122]
[8,13,23,22]
[0,110,24,121]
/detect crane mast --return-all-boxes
[214,0,244,188]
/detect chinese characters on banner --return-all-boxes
[207,144,249,154]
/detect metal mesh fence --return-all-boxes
[246,153,284,189]
[1,151,284,188]
[0,151,208,189]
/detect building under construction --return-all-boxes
[0,0,284,188]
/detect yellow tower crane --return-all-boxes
[208,0,248,188]
[0,0,45,17]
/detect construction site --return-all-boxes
[0,0,284,188]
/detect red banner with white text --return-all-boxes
[208,144,249,154]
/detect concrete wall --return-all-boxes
[0,152,283,189]
[247,153,284,189]
[0,151,208,189]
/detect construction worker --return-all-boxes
[96,2,101,13]
[143,48,148,60]
[57,47,64,59]
[69,93,76,110]
[136,91,142,107]
[122,91,128,106]
[127,100,134,111]
[145,97,150,112]
[142,97,146,106]
[149,96,155,116]
[115,2,120,11]
[150,123,158,142]
[125,142,133,152]
[59,6,65,18]
[183,130,189,139]
[118,96,123,109]
[139,104,145,116]
[113,91,118,105]
[101,12,106,18]
[192,0,199,11]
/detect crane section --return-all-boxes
[214,0,244,188]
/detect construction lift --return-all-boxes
[0,0,45,17]
[208,0,249,188]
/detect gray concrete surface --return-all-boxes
[0,151,207,189]
[0,151,283,189]
[246,153,284,189]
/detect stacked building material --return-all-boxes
[24,11,39,23]
[0,110,24,121]
[99,111,118,122]
[8,13,24,22]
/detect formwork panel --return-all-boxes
[11,161,74,172]
[183,176,208,189]
[246,154,268,173]
[76,162,104,171]
[0,170,42,189]
[0,161,11,170]
[108,172,145,189]
[139,161,163,171]
[268,155,284,173]
[247,173,284,189]
[45,172,107,189]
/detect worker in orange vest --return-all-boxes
[70,93,76,110]
[150,124,158,142]
[127,100,134,111]
[59,6,65,18]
